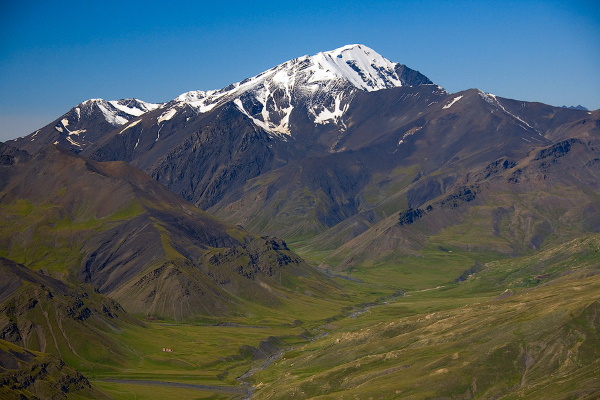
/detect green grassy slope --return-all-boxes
[0,338,105,400]
[0,257,144,373]
[0,256,381,398]
[249,235,600,399]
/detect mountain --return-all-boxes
[13,44,429,155]
[79,45,436,211]
[318,132,600,270]
[165,43,432,136]
[562,105,588,111]
[0,143,332,320]
[11,44,600,260]
[9,98,161,154]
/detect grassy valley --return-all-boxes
[249,235,600,399]
[2,142,599,399]
[85,235,600,399]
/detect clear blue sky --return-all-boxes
[1,0,598,141]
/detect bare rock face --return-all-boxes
[146,103,278,209]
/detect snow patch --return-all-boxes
[479,91,538,134]
[65,136,81,147]
[234,98,292,136]
[442,95,463,109]
[109,100,160,116]
[119,119,141,134]
[314,94,349,128]
[96,101,128,126]
[68,129,86,136]
[61,118,69,127]
[307,44,403,91]
[82,98,103,104]
[157,108,177,124]
[175,91,221,113]
[398,126,421,145]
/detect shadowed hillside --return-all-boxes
[0,144,335,321]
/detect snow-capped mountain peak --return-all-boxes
[75,98,160,126]
[165,44,432,136]
[14,45,433,154]
[56,98,162,148]
[12,97,163,154]
[307,44,404,91]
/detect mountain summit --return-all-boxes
[11,44,431,154]
[167,44,433,135]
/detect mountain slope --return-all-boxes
[315,131,600,271]
[0,338,104,400]
[251,236,600,399]
[85,87,596,247]
[9,98,160,154]
[210,89,597,242]
[0,257,142,371]
[0,144,332,320]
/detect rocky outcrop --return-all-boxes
[0,258,140,363]
[0,339,100,400]
[398,208,425,226]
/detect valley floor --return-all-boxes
[73,235,600,399]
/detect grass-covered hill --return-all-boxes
[0,338,105,400]
[250,235,600,399]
